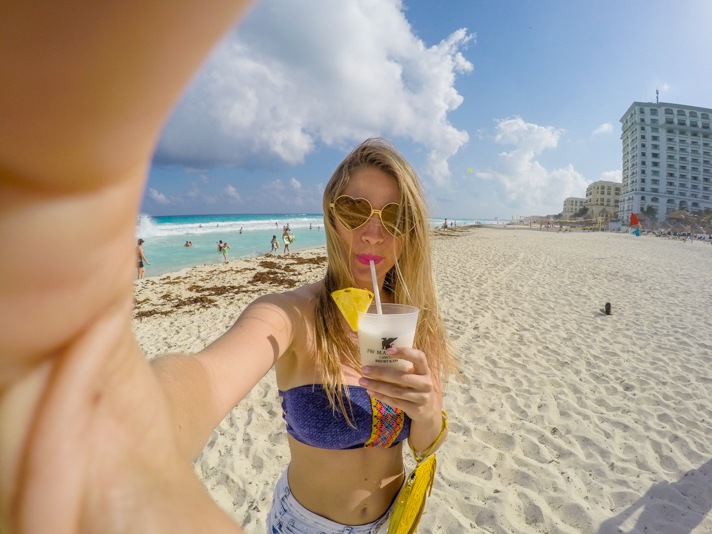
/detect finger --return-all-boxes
[383,347,430,376]
[360,363,410,384]
[359,372,432,402]
[360,367,427,393]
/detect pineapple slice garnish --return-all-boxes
[331,287,374,331]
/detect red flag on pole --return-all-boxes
[630,213,639,226]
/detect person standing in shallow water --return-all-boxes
[137,238,150,279]
[282,226,292,254]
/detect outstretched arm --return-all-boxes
[152,293,298,461]
[0,1,254,533]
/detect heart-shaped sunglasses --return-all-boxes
[329,195,406,236]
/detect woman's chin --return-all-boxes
[351,263,384,291]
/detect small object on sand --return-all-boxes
[600,302,612,315]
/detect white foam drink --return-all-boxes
[357,303,419,371]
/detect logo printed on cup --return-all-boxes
[365,337,399,358]
[358,304,419,370]
[381,337,397,349]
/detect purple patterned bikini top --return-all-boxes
[279,384,411,450]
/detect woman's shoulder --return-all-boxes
[286,280,322,304]
[270,282,325,387]
[257,280,323,311]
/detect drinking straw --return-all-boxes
[369,260,383,314]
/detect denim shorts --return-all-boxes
[267,468,392,534]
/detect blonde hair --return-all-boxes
[314,138,458,415]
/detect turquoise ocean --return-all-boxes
[136,213,498,277]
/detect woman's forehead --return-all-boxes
[342,167,399,202]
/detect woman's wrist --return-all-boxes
[410,410,448,461]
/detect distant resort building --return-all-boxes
[585,180,621,220]
[562,197,586,219]
[618,101,712,224]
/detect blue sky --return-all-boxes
[143,0,712,219]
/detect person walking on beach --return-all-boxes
[0,4,456,534]
[270,234,279,253]
[137,238,150,279]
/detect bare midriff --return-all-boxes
[286,436,405,525]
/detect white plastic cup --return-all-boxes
[357,303,419,370]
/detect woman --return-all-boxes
[221,241,230,263]
[137,238,150,279]
[282,226,292,254]
[152,138,457,532]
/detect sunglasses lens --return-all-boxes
[334,197,372,229]
[379,203,402,236]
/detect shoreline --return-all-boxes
[135,245,329,285]
[134,225,478,286]
[133,227,712,532]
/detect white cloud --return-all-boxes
[290,177,302,190]
[155,0,473,185]
[477,117,589,214]
[494,117,561,152]
[148,188,169,204]
[600,170,622,182]
[592,123,613,135]
[224,184,242,203]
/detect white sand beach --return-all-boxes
[133,228,712,533]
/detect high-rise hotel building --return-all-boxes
[619,102,712,223]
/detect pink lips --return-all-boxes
[357,254,382,265]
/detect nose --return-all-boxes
[359,213,386,245]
